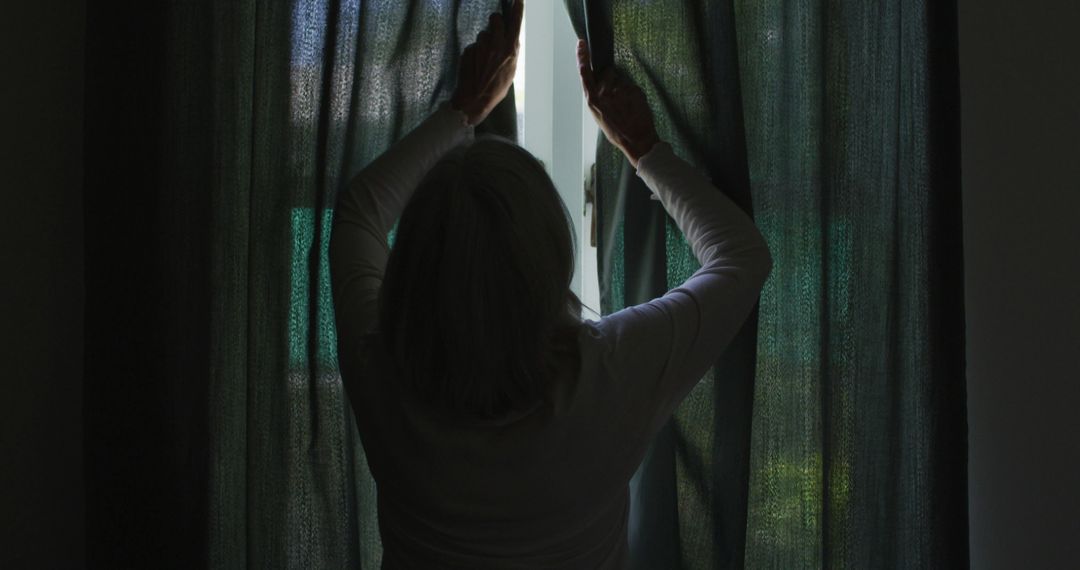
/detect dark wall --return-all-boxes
[0,2,86,568]
[960,0,1080,568]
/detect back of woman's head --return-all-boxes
[377,135,582,420]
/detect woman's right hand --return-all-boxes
[451,0,524,126]
[577,40,660,169]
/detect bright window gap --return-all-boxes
[517,3,602,320]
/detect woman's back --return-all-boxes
[354,325,634,568]
[328,6,771,566]
[332,117,770,566]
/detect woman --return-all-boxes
[329,2,772,567]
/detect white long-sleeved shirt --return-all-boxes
[329,103,771,569]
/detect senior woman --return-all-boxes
[328,2,772,567]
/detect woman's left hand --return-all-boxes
[451,0,524,126]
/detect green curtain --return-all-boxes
[85,0,965,567]
[84,1,513,567]
[564,0,968,568]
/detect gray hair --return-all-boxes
[375,135,583,420]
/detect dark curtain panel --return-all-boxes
[84,0,965,566]
[566,1,758,568]
[564,0,967,568]
[84,1,513,567]
[734,1,967,567]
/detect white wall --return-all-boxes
[522,1,598,311]
[960,0,1080,567]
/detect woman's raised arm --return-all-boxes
[329,2,523,372]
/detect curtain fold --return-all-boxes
[85,0,965,567]
[734,1,967,567]
[565,0,968,568]
[85,1,512,567]
[565,1,759,567]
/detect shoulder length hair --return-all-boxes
[376,135,582,420]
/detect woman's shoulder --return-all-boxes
[575,316,615,355]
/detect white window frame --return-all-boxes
[517,2,602,319]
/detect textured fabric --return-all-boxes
[84,0,966,568]
[563,0,968,568]
[329,103,769,567]
[84,1,515,568]
[566,1,760,567]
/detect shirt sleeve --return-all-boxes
[594,142,772,437]
[329,103,474,379]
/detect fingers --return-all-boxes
[461,44,477,71]
[506,0,525,41]
[577,40,595,95]
[476,28,492,50]
[489,13,504,41]
[576,39,590,69]
[484,2,523,42]
[611,75,638,102]
[476,6,519,59]
[594,67,618,99]
[577,38,624,94]
[571,41,659,163]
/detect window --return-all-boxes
[516,2,602,320]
